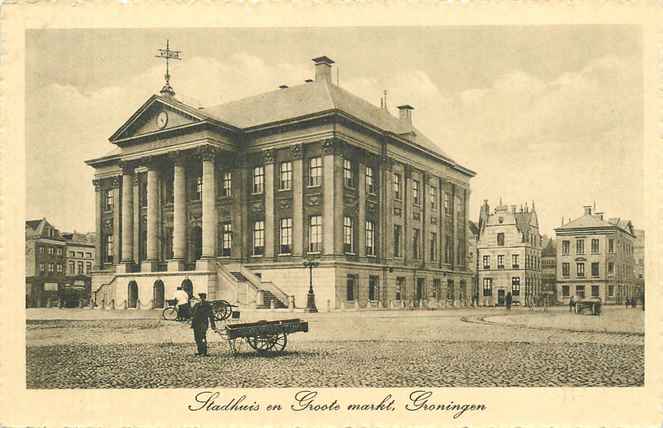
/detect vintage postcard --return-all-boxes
[1,2,661,427]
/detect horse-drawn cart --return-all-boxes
[575,297,602,316]
[216,319,309,355]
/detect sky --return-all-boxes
[26,26,643,236]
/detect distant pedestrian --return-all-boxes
[642,294,645,311]
[505,292,512,311]
[191,292,217,356]
[569,295,576,313]
[631,298,637,309]
[625,298,630,309]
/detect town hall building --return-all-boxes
[86,54,475,311]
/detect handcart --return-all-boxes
[216,318,309,355]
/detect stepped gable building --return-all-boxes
[477,200,543,306]
[86,55,475,311]
[25,219,67,307]
[554,206,636,304]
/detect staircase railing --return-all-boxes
[216,262,260,306]
[238,265,290,307]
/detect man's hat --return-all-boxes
[198,292,207,298]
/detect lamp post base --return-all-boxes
[305,290,318,313]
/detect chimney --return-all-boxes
[279,85,289,89]
[595,212,604,220]
[584,205,592,216]
[397,105,414,126]
[312,56,334,83]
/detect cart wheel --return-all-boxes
[162,307,178,321]
[213,301,233,321]
[271,333,287,353]
[228,338,242,355]
[247,335,277,353]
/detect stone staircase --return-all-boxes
[216,263,289,309]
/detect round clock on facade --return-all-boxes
[156,111,169,129]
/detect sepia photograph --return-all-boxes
[23,25,645,391]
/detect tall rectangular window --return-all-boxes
[343,159,354,187]
[393,173,401,200]
[591,262,600,277]
[343,216,354,254]
[608,262,615,275]
[430,232,437,261]
[430,186,437,209]
[48,263,54,273]
[444,193,451,216]
[253,166,264,194]
[105,190,113,210]
[77,261,84,275]
[368,276,379,301]
[512,254,519,268]
[591,285,600,297]
[394,225,402,257]
[562,285,570,297]
[575,285,585,298]
[86,262,92,273]
[309,215,322,253]
[412,180,420,205]
[497,233,505,246]
[222,172,232,197]
[608,285,615,297]
[483,255,490,269]
[483,278,493,296]
[279,161,292,190]
[366,166,375,194]
[39,263,45,273]
[69,261,75,275]
[562,240,570,255]
[221,223,232,257]
[253,221,264,255]
[576,239,585,255]
[511,277,521,296]
[105,235,113,263]
[309,157,322,187]
[608,239,615,253]
[577,262,585,277]
[562,262,570,277]
[280,218,292,254]
[591,239,600,254]
[366,221,375,256]
[413,228,421,259]
[395,277,405,301]
[346,274,356,301]
[497,255,504,269]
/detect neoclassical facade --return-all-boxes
[86,56,475,311]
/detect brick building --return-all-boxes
[554,206,636,304]
[62,232,95,306]
[633,229,645,299]
[477,200,543,306]
[85,56,475,311]
[541,237,557,304]
[25,219,67,307]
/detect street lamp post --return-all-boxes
[303,258,320,313]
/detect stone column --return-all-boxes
[381,156,393,262]
[291,144,304,256]
[169,153,187,271]
[132,174,141,264]
[93,179,103,270]
[358,161,366,257]
[263,149,275,259]
[197,146,217,271]
[118,165,134,273]
[322,139,336,256]
[142,160,160,272]
[111,176,121,271]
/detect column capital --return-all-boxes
[262,148,275,164]
[108,175,121,189]
[196,145,219,162]
[92,178,103,192]
[381,156,393,171]
[119,161,137,175]
[289,143,303,160]
[321,137,342,155]
[168,149,190,166]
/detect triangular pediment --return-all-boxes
[110,95,207,142]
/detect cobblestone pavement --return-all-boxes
[26,307,644,388]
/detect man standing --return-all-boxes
[173,286,190,321]
[505,292,512,311]
[569,295,576,313]
[191,292,217,356]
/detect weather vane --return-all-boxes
[155,39,182,97]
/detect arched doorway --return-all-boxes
[153,280,165,308]
[128,281,138,309]
[191,226,203,261]
[181,279,193,300]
